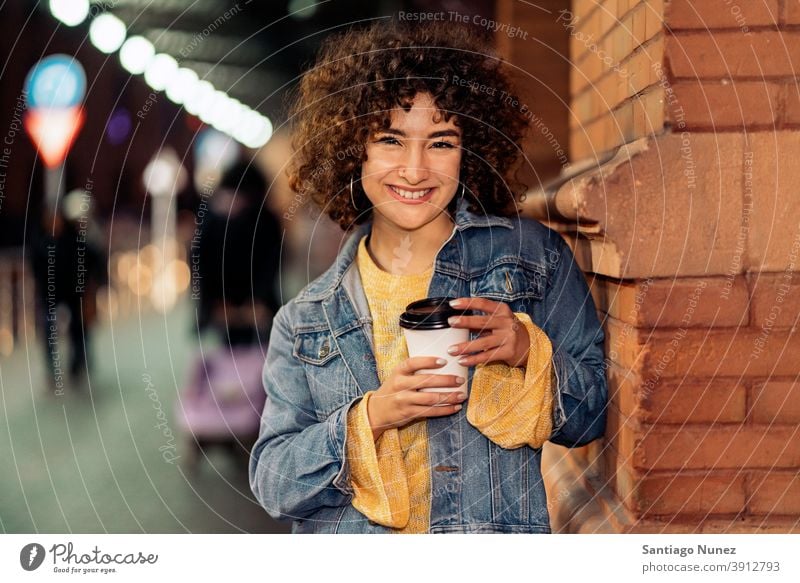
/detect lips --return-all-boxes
[386,184,434,204]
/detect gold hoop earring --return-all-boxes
[350,175,358,210]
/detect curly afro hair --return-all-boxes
[286,18,531,231]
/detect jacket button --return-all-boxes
[318,341,330,359]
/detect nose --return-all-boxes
[399,143,430,184]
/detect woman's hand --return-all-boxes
[367,357,467,442]
[445,297,530,368]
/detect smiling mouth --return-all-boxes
[387,185,434,201]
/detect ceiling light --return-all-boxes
[165,67,199,105]
[144,53,178,91]
[89,13,127,54]
[50,0,89,27]
[119,36,155,75]
[183,80,215,116]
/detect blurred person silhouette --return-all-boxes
[195,161,282,346]
[29,189,107,393]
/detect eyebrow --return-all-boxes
[378,128,461,139]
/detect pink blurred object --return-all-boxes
[176,345,266,468]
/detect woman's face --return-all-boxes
[360,92,462,231]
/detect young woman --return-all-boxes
[249,20,607,534]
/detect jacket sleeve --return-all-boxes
[542,236,608,448]
[345,392,410,528]
[249,304,357,520]
[466,312,554,450]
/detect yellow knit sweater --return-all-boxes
[345,234,554,533]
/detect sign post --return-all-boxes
[23,54,87,212]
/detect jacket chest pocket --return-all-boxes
[293,328,361,420]
[470,262,546,307]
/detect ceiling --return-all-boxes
[87,0,495,124]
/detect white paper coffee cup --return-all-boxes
[399,297,472,400]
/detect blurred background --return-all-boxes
[3,0,798,535]
[0,0,540,535]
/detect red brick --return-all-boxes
[750,272,800,329]
[637,471,746,516]
[576,3,600,35]
[614,101,636,142]
[634,425,800,471]
[572,53,605,95]
[616,463,639,512]
[603,316,644,369]
[597,70,625,111]
[598,0,620,38]
[667,31,800,78]
[666,0,779,29]
[641,378,747,423]
[607,362,639,417]
[573,89,594,124]
[634,85,665,134]
[645,0,664,39]
[785,82,800,125]
[605,401,640,463]
[637,327,800,379]
[669,81,781,128]
[601,438,635,509]
[632,516,800,533]
[603,440,620,481]
[618,0,633,17]
[748,471,800,515]
[750,380,800,424]
[591,276,749,328]
[631,4,648,47]
[747,132,800,272]
[611,15,636,62]
[584,111,618,154]
[787,1,800,25]
[570,127,593,161]
[575,0,603,21]
[623,39,664,95]
[556,132,745,279]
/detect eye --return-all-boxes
[431,141,456,149]
[374,136,400,145]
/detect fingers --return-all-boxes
[447,334,505,357]
[449,297,509,315]
[405,373,465,393]
[370,390,465,426]
[410,390,466,418]
[403,355,448,374]
[447,313,508,331]
[414,390,466,407]
[414,403,464,417]
[400,385,466,410]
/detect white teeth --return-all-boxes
[392,186,431,200]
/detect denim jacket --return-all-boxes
[249,196,607,533]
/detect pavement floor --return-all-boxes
[0,299,290,533]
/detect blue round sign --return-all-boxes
[24,54,87,109]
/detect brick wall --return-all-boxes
[592,273,800,531]
[493,0,572,185]
[665,1,797,130]
[497,0,800,533]
[569,0,665,160]
[575,0,799,533]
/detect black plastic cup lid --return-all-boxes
[398,297,474,330]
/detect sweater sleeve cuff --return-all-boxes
[466,312,555,449]
[345,391,410,528]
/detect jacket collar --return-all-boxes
[295,196,514,302]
